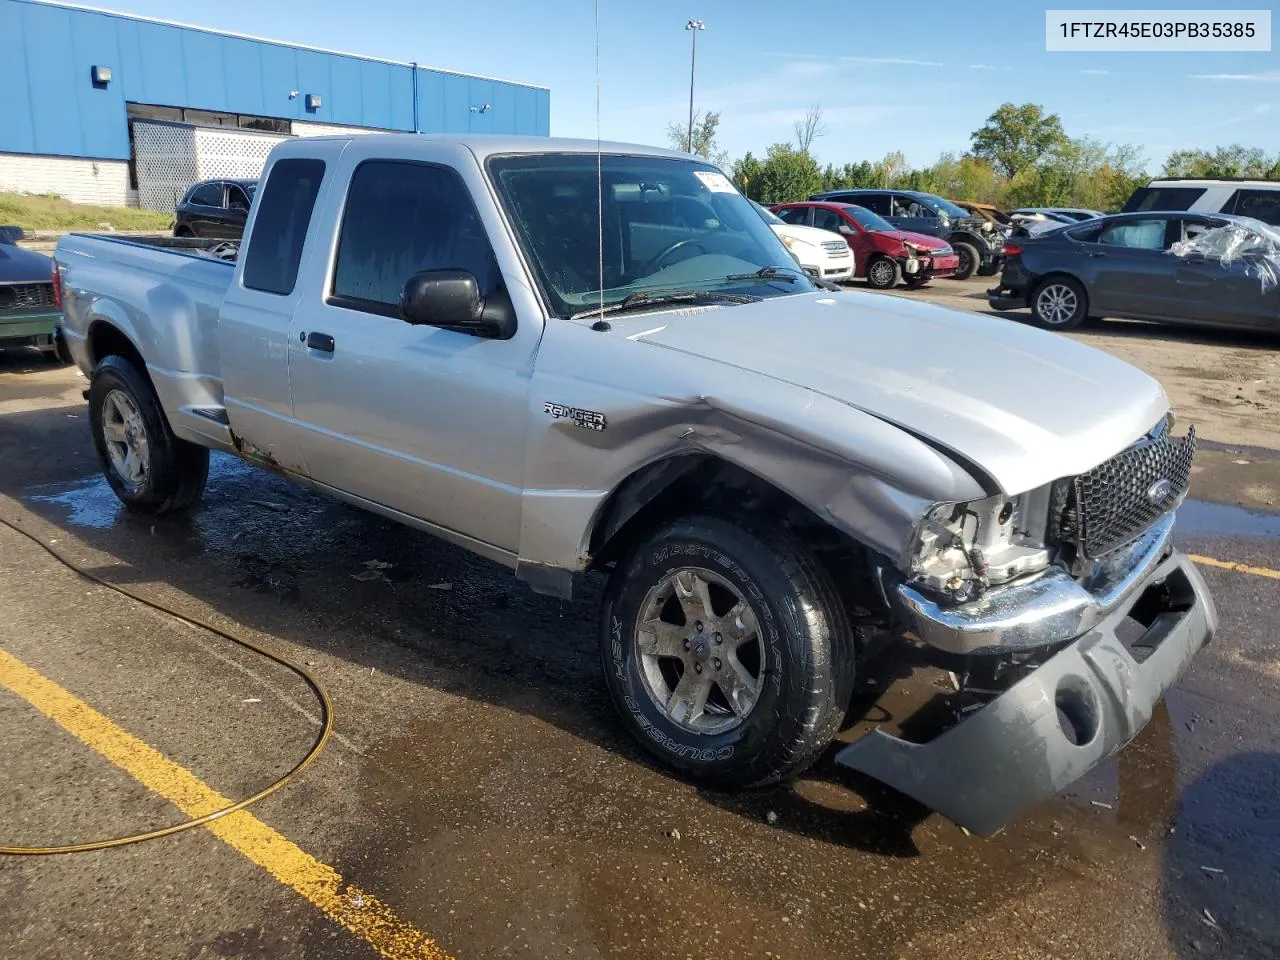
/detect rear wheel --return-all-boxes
[89,355,209,513]
[43,333,72,365]
[174,225,194,238]
[865,256,901,290]
[952,242,980,280]
[1030,276,1089,330]
[977,260,1001,277]
[600,515,857,789]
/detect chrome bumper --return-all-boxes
[839,546,1215,835]
[888,513,1178,656]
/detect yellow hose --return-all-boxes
[0,515,333,855]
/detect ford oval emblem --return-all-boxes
[1147,478,1173,503]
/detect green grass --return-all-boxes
[0,192,172,232]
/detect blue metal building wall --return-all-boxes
[0,0,550,161]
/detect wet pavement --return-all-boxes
[2,352,1279,960]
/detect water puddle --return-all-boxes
[1176,498,1280,541]
[25,453,255,530]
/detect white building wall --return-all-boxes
[0,153,130,206]
[292,121,388,137]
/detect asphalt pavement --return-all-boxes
[1,343,1278,960]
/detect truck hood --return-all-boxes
[627,291,1168,495]
[0,239,53,283]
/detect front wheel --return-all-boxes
[865,256,901,290]
[600,515,857,789]
[951,242,980,280]
[1030,276,1089,330]
[89,355,210,513]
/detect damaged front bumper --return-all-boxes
[837,544,1216,835]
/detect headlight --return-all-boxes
[782,235,813,252]
[981,221,994,233]
[906,490,1054,603]
[902,241,919,253]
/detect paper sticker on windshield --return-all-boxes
[694,171,736,194]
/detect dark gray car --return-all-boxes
[988,211,1280,333]
[809,188,1004,279]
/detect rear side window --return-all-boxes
[775,206,810,226]
[1121,186,1205,213]
[812,208,846,232]
[241,159,326,296]
[188,182,222,207]
[1228,189,1280,226]
[1097,218,1169,250]
[856,193,891,216]
[330,160,500,317]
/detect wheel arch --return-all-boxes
[585,453,889,624]
[86,319,147,376]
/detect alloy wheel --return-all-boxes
[633,566,766,735]
[101,389,150,490]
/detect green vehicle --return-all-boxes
[0,226,68,363]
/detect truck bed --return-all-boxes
[56,233,238,451]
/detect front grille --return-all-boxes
[1062,423,1196,560]
[0,283,56,314]
[821,240,849,255]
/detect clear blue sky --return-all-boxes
[84,0,1280,170]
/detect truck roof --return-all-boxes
[288,132,696,161]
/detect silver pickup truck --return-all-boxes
[56,134,1215,835]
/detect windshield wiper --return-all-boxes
[723,265,807,283]
[569,290,760,321]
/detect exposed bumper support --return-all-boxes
[888,512,1177,656]
[837,549,1215,835]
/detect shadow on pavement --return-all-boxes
[1162,750,1280,959]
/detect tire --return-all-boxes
[600,515,857,789]
[44,332,73,366]
[951,242,980,280]
[977,260,1001,277]
[174,225,194,238]
[88,354,209,513]
[904,276,930,289]
[865,256,901,290]
[1029,276,1089,331]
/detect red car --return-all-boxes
[771,201,961,289]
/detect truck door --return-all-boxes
[285,150,538,555]
[217,153,334,474]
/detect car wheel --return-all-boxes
[977,261,1001,277]
[89,355,209,513]
[865,256,901,290]
[1030,276,1089,330]
[952,242,980,280]
[43,333,72,366]
[600,515,857,789]
[904,276,930,289]
[174,225,194,238]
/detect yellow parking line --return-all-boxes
[1189,554,1280,582]
[0,646,452,960]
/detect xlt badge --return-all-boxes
[545,402,607,431]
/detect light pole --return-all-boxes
[685,19,704,155]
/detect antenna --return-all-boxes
[594,0,605,322]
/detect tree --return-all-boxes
[970,103,1069,179]
[731,152,764,194]
[746,144,824,203]
[793,104,827,154]
[878,151,907,187]
[1162,144,1277,179]
[666,111,730,168]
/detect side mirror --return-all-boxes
[399,269,515,339]
[838,223,855,235]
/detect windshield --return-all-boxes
[841,205,895,232]
[487,154,814,317]
[930,196,972,218]
[750,199,784,225]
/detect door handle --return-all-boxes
[1086,251,1107,258]
[306,331,335,353]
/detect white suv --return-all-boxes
[751,200,854,282]
[1123,179,1280,226]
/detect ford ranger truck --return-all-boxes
[54,134,1215,835]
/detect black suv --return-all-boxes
[808,188,1004,279]
[173,179,257,240]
